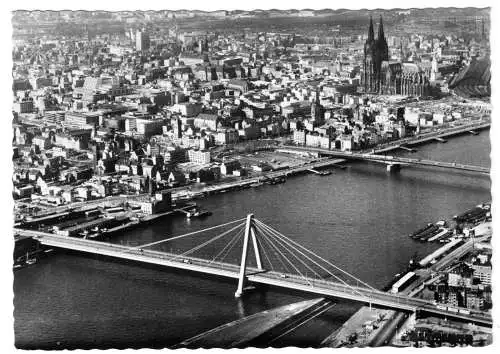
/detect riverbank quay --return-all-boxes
[169,121,489,204]
[14,120,489,224]
[371,120,490,154]
[14,200,199,251]
[176,121,490,203]
[322,208,492,348]
[171,157,346,201]
[321,306,401,347]
[338,120,490,157]
[390,221,493,347]
[15,193,151,225]
[173,298,331,348]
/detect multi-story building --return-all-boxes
[13,99,34,114]
[188,149,211,165]
[471,262,492,285]
[220,160,241,175]
[32,136,52,151]
[136,30,150,51]
[65,112,100,128]
[136,118,165,137]
[54,129,92,151]
[448,265,474,288]
[466,290,485,310]
[194,113,219,131]
[216,128,239,145]
[339,134,354,151]
[164,147,187,165]
[129,190,172,215]
[293,130,306,145]
[171,102,202,117]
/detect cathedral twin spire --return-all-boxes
[377,16,385,42]
[368,16,375,42]
[363,15,389,93]
[366,15,388,59]
[363,15,430,95]
[367,15,386,43]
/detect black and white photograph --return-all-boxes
[3,0,497,350]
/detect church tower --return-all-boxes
[363,16,376,92]
[203,37,209,52]
[430,54,439,82]
[376,16,389,61]
[362,15,389,93]
[374,16,389,92]
[311,86,324,124]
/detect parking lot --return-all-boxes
[233,150,316,170]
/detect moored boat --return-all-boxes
[186,209,213,219]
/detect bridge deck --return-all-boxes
[285,121,490,174]
[19,229,492,327]
[285,148,489,174]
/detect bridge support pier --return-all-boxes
[386,163,401,173]
[235,214,263,298]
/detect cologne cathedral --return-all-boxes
[362,16,431,96]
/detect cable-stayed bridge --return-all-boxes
[15,214,492,327]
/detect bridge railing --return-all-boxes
[39,232,246,274]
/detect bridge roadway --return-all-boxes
[373,120,490,153]
[284,146,489,174]
[17,229,492,327]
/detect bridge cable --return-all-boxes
[258,228,312,285]
[256,219,354,282]
[208,227,243,264]
[255,225,287,273]
[255,219,378,292]
[255,229,275,272]
[254,223,323,280]
[217,228,246,264]
[255,225,313,286]
[256,219,376,293]
[130,217,247,251]
[209,226,245,264]
[256,229,293,275]
[254,223,310,274]
[255,221,369,298]
[255,219,379,292]
[173,222,245,259]
[256,222,328,280]
[171,222,246,260]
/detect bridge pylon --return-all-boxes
[235,214,263,298]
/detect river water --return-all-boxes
[13,130,491,349]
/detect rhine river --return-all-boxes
[14,130,491,349]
